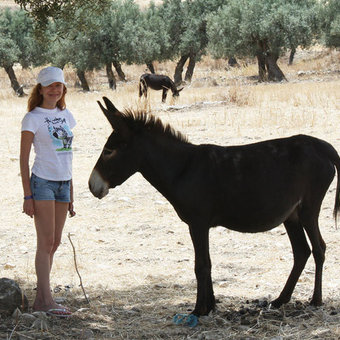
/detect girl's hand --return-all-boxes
[23,199,34,218]
[68,202,76,217]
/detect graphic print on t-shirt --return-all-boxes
[45,116,73,151]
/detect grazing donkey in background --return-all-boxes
[89,97,340,317]
[139,73,183,103]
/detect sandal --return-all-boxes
[46,308,72,318]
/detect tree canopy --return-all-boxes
[320,0,340,48]
[0,0,337,93]
[14,0,111,35]
[207,0,320,81]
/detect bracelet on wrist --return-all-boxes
[24,195,33,200]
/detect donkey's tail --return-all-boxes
[325,141,340,225]
[313,136,340,225]
[139,77,147,97]
[334,160,340,226]
[327,144,340,225]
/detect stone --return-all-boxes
[31,318,49,331]
[0,278,29,315]
[21,313,37,326]
[12,307,22,319]
[81,329,95,339]
[32,311,48,319]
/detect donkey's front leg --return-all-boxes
[189,225,215,316]
[162,89,168,103]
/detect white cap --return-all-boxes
[37,66,66,87]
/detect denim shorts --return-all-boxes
[30,173,71,202]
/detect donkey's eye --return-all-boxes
[103,148,114,156]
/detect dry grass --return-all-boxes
[0,49,340,339]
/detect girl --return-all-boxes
[20,66,76,317]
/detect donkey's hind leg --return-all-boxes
[271,213,311,308]
[300,212,326,306]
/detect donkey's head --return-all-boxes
[89,97,138,199]
[173,86,184,98]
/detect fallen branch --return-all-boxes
[68,233,90,304]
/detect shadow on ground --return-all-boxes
[1,278,340,339]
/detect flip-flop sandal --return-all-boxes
[56,304,71,312]
[46,308,72,318]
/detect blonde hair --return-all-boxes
[27,84,67,112]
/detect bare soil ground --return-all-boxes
[0,49,340,339]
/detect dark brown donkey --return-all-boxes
[139,73,183,103]
[89,97,340,317]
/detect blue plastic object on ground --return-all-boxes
[173,313,199,327]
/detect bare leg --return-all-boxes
[33,200,68,311]
[50,201,68,270]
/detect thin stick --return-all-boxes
[8,321,19,340]
[68,233,90,304]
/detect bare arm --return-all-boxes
[20,131,34,217]
[68,179,76,217]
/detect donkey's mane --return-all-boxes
[122,108,188,143]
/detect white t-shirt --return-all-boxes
[21,106,76,181]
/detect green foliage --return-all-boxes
[0,8,45,68]
[14,0,111,36]
[320,0,340,47]
[0,0,332,86]
[207,0,320,59]
[119,2,170,65]
[157,0,185,59]
[180,0,225,57]
[99,0,141,64]
[51,14,101,72]
[0,35,17,67]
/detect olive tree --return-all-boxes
[175,0,225,83]
[119,1,170,74]
[94,0,141,87]
[155,0,224,85]
[0,8,42,96]
[319,0,340,48]
[50,26,102,91]
[207,0,320,82]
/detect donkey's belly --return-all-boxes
[216,200,301,233]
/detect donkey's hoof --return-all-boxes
[309,299,322,307]
[270,299,284,309]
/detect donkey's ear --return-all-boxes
[102,97,119,114]
[97,97,120,126]
[97,98,131,140]
[97,100,108,115]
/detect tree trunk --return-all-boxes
[146,62,155,74]
[106,62,116,90]
[112,60,126,81]
[184,53,196,83]
[76,69,90,91]
[256,53,267,82]
[265,53,286,82]
[288,47,296,65]
[228,56,238,67]
[256,50,286,82]
[174,54,189,86]
[4,64,25,96]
